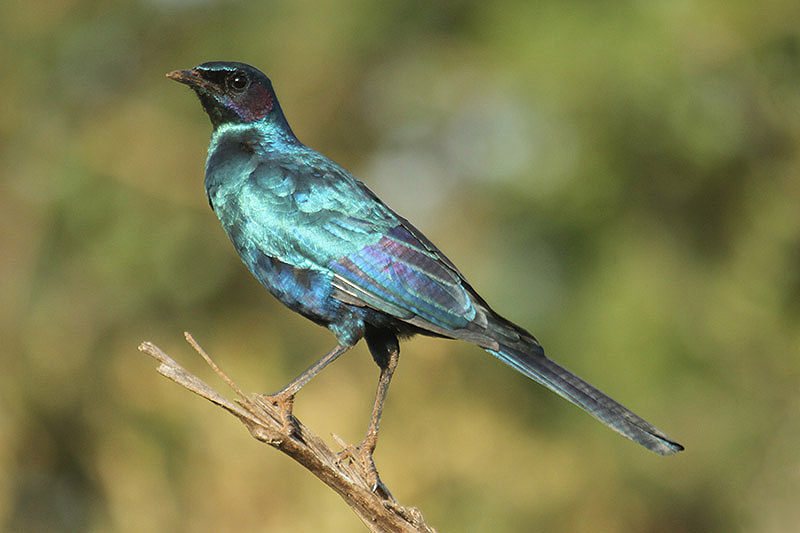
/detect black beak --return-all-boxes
[166,68,214,91]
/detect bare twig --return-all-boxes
[138,333,435,533]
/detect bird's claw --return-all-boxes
[338,444,393,500]
[255,392,299,436]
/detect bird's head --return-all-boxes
[167,61,280,129]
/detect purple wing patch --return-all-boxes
[329,225,475,330]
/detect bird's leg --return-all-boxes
[362,345,399,460]
[258,344,352,433]
[341,345,399,497]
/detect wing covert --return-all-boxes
[328,225,476,330]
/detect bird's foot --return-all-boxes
[338,443,393,500]
[255,391,298,436]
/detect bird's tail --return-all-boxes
[486,340,683,455]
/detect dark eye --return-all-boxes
[227,71,249,92]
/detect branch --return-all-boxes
[138,333,435,533]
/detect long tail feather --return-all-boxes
[487,344,683,455]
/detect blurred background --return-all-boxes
[2,1,799,531]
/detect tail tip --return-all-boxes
[651,437,684,455]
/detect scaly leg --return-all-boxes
[343,345,399,496]
[259,344,352,432]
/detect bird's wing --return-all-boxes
[320,173,490,334]
[327,221,479,331]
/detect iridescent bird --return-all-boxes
[168,61,683,487]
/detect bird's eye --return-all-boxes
[227,72,249,93]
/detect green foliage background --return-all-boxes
[2,1,799,531]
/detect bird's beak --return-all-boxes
[166,68,213,91]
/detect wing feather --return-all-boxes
[328,225,476,330]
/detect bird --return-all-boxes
[167,61,683,488]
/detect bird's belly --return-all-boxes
[247,249,340,326]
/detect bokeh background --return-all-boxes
[2,1,799,531]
